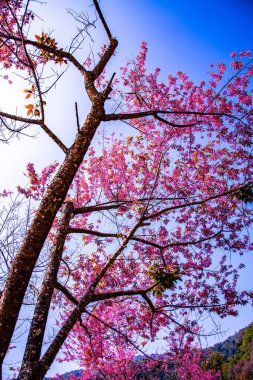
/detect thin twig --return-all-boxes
[75,102,80,133]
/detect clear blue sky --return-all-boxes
[103,0,253,76]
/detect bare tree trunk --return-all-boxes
[0,1,117,370]
[18,202,73,380]
[0,103,103,366]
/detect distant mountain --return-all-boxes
[206,326,246,358]
[47,323,253,379]
[204,322,253,379]
[45,369,83,379]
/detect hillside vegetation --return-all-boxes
[204,323,253,379]
[49,323,253,379]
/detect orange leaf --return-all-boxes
[27,109,33,116]
[25,104,34,110]
[26,93,31,99]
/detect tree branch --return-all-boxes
[103,72,116,99]
[141,293,155,313]
[40,123,68,154]
[75,102,80,133]
[92,38,118,80]
[104,110,247,125]
[68,227,222,251]
[0,110,43,125]
[39,221,143,375]
[73,201,126,215]
[144,183,252,221]
[0,113,68,153]
[55,281,155,304]
[0,32,86,74]
[93,0,112,40]
[68,227,118,238]
[55,282,78,305]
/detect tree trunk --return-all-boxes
[18,202,73,380]
[0,103,104,366]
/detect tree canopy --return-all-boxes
[0,1,252,379]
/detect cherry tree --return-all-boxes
[0,0,253,379]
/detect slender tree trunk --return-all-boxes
[35,222,141,379]
[39,298,91,380]
[0,102,104,367]
[18,202,73,380]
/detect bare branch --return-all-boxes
[144,183,252,221]
[103,72,116,99]
[0,110,42,125]
[73,201,124,214]
[75,102,80,133]
[0,112,68,152]
[40,123,68,154]
[55,282,78,305]
[141,293,155,313]
[104,110,248,126]
[93,0,112,40]
[55,281,155,304]
[69,227,118,238]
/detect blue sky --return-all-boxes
[104,0,253,75]
[1,0,253,377]
[2,0,253,187]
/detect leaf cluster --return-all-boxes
[35,33,67,65]
[235,185,253,204]
[148,263,182,296]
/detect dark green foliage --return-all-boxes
[235,184,253,203]
[206,323,253,380]
[210,330,242,358]
[224,323,253,379]
[236,323,253,361]
[148,263,182,296]
[203,351,226,371]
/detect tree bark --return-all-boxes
[18,202,73,380]
[0,1,118,373]
[0,101,104,366]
